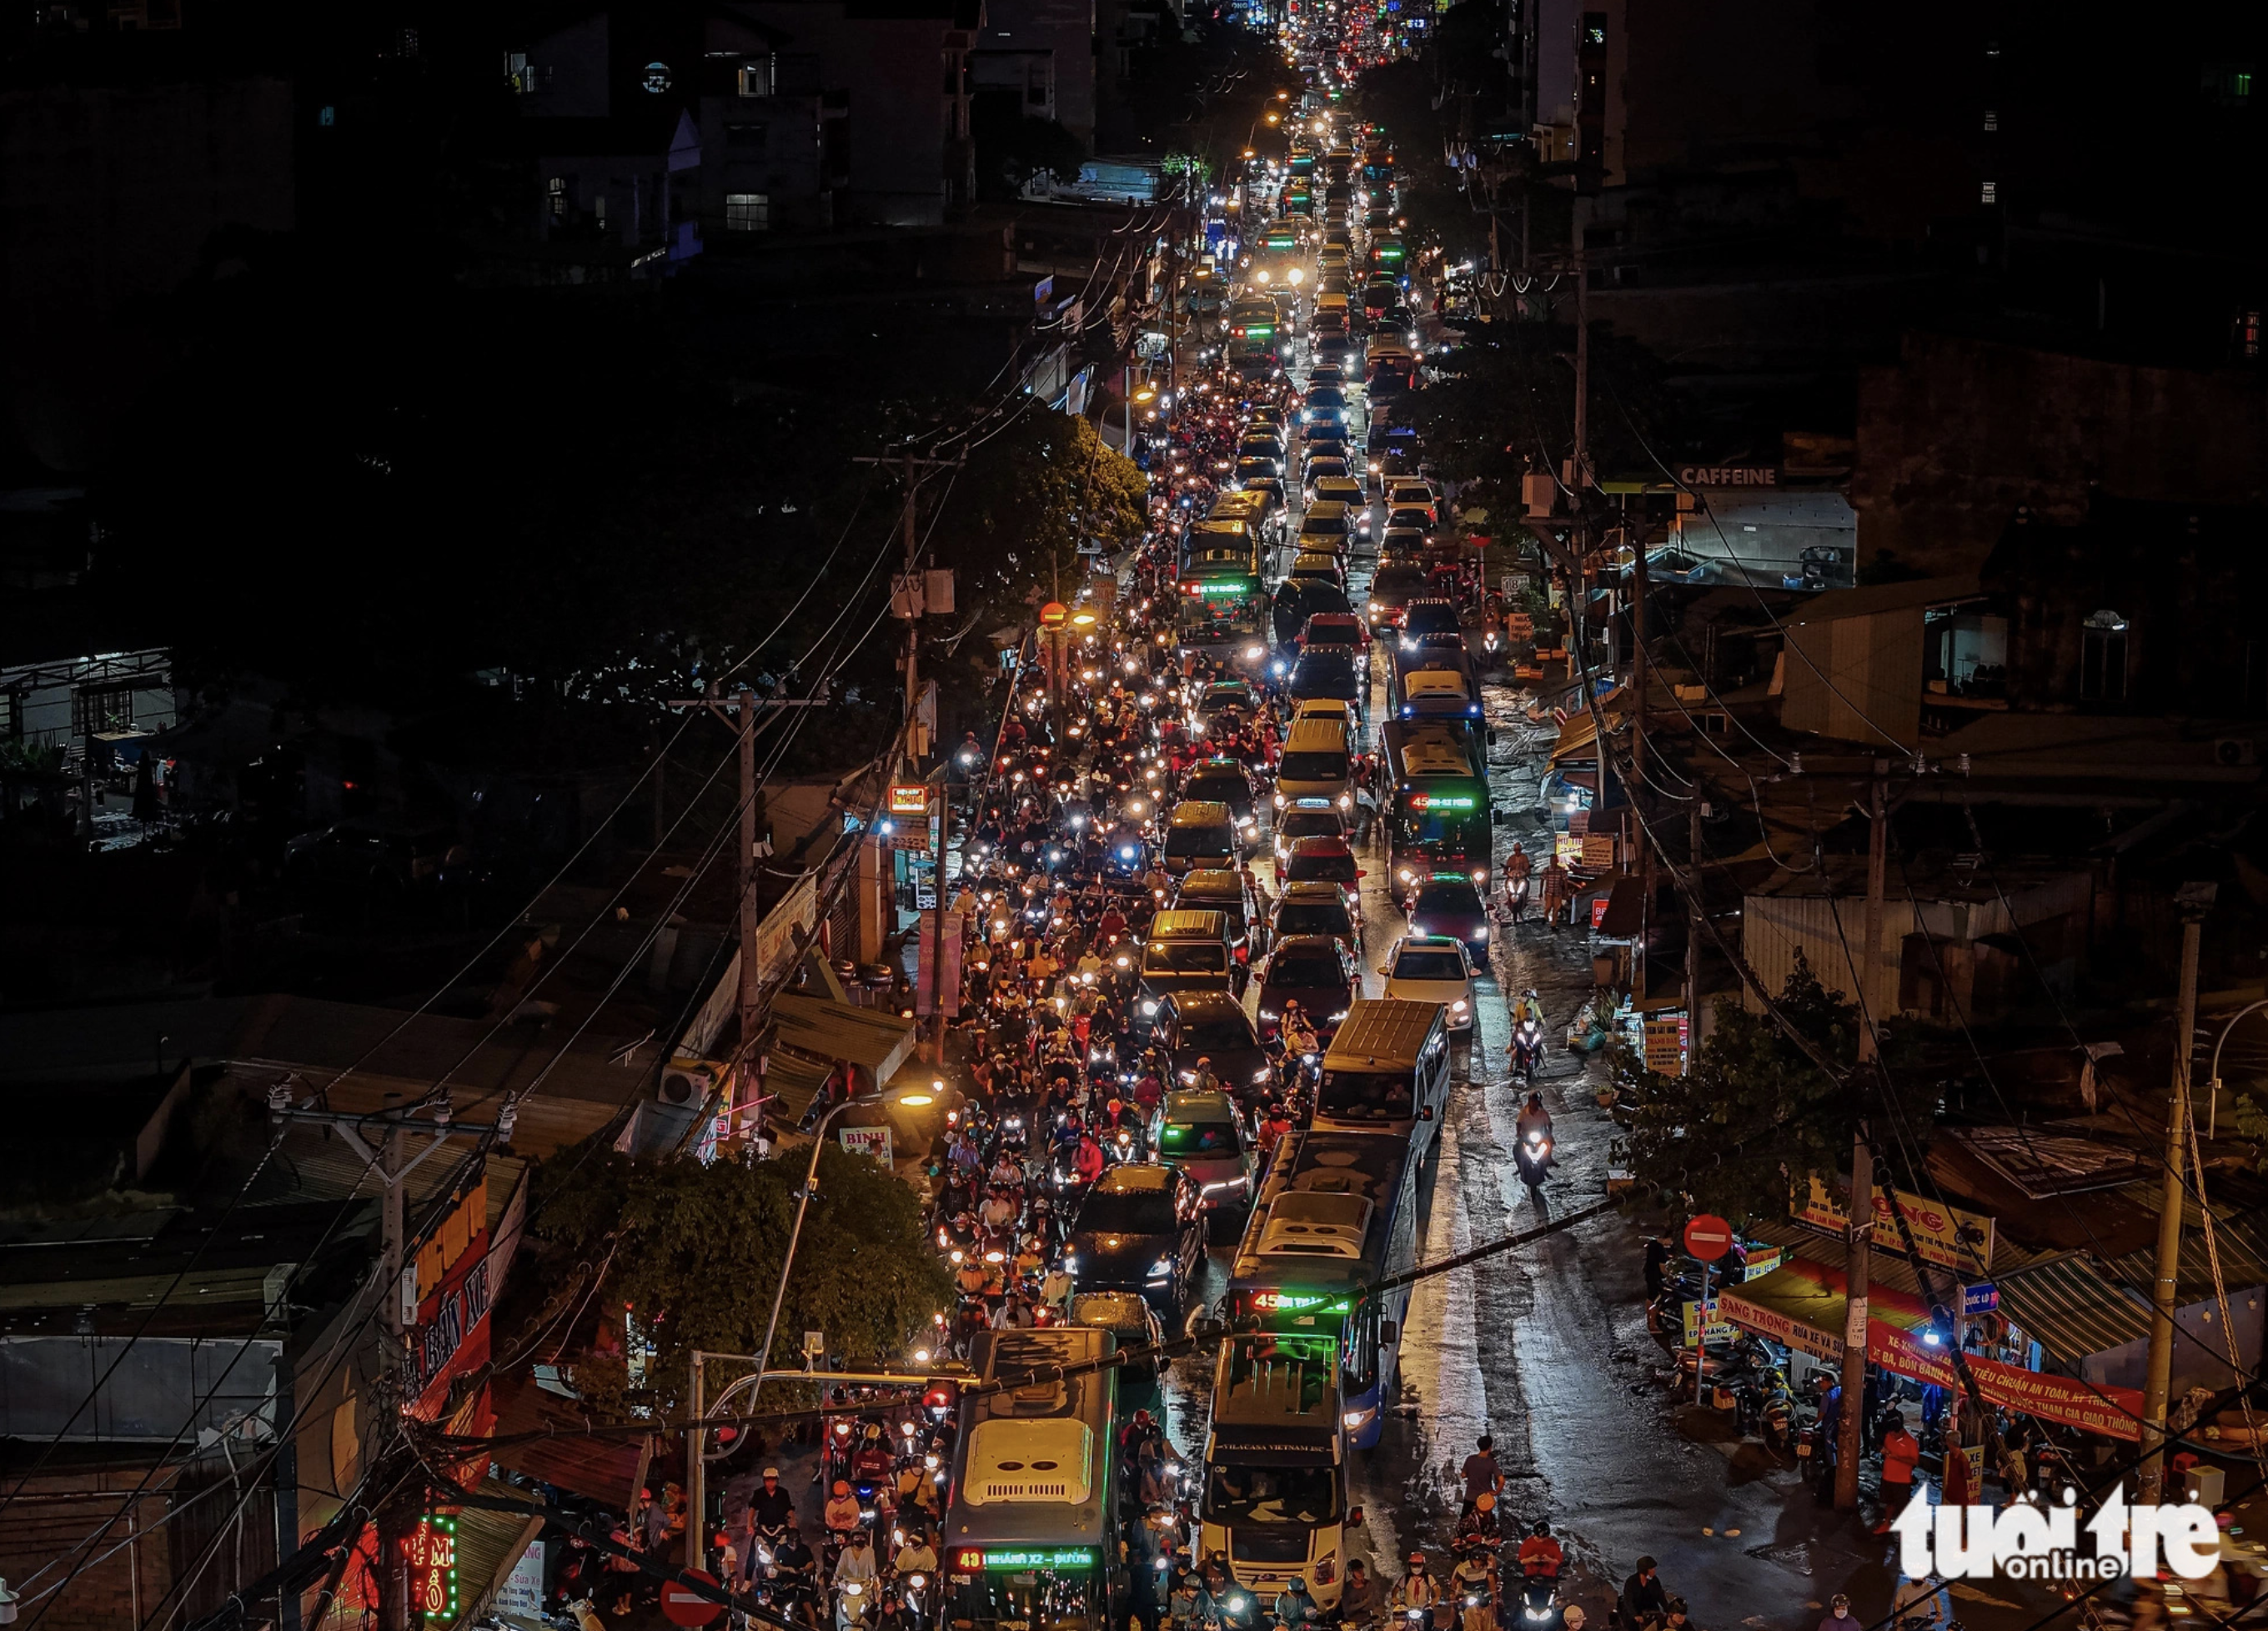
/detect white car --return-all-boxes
[1379,934,1477,1031]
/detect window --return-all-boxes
[725,193,770,232]
[0,691,17,740]
[1983,108,1998,131]
[2080,610,2128,704]
[737,57,773,97]
[73,683,134,736]
[1581,12,1606,45]
[725,123,769,152]
[547,176,565,220]
[1980,180,1997,203]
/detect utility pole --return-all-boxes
[1834,763,1888,1511]
[2140,882,2216,1502]
[264,1091,513,1629]
[665,687,831,1081]
[1629,509,1650,993]
[687,1351,707,1572]
[1686,798,1703,1019]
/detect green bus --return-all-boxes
[1379,718,1492,881]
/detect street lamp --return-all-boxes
[2205,1002,2268,1137]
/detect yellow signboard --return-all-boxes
[1682,1298,1734,1347]
[889,784,930,816]
[1797,1177,1995,1274]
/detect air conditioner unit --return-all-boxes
[661,1056,725,1105]
[2213,739,2260,767]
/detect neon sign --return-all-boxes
[404,1515,459,1622]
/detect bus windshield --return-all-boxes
[1397,786,1487,849]
[1317,1068,1412,1122]
[1203,1463,1342,1527]
[1279,750,1349,781]
[948,1569,1102,1631]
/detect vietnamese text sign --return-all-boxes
[839,1125,894,1165]
[1580,834,1618,871]
[495,1543,545,1618]
[1644,1014,1689,1076]
[1798,1177,1995,1273]
[1682,1298,1734,1347]
[890,784,931,816]
[1963,1282,2000,1316]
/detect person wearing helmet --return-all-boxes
[1450,1542,1498,1631]
[752,1467,795,1538]
[1517,1522,1563,1583]
[1815,1595,1854,1631]
[1280,1000,1319,1059]
[1391,1553,1442,1616]
[1275,1575,1321,1630]
[1455,1489,1502,1548]
[823,1478,862,1544]
[1190,1055,1222,1095]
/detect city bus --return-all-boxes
[1177,572,1270,669]
[1386,642,1482,721]
[1222,1128,1424,1448]
[944,1327,1126,1631]
[1378,719,1492,880]
[1230,299,1281,373]
[1201,1332,1355,1611]
[1182,517,1262,580]
[1311,997,1452,1162]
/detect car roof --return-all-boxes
[1070,1292,1154,1331]
[1162,1088,1238,1119]
[1175,868,1245,896]
[1289,835,1352,857]
[1270,933,1345,954]
[1397,935,1467,954]
[1171,990,1250,1021]
[1278,879,1352,903]
[1093,1162,1175,1193]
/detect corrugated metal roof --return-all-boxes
[770,992,916,1074]
[1994,1252,2153,1361]
[2110,1211,2268,1302]
[489,1376,650,1512]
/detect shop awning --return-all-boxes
[760,1046,835,1125]
[1993,1252,2152,1363]
[1717,1256,2145,1439]
[1550,713,1599,764]
[770,991,916,1078]
[488,1374,651,1512]
[1597,876,1647,938]
[2110,1210,2268,1302]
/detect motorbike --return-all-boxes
[1510,1019,1544,1085]
[835,1578,875,1631]
[1514,1128,1552,1197]
[1517,1575,1558,1626]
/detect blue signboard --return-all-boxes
[1961,1282,1998,1317]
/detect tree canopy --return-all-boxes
[1621,952,1886,1223]
[526,1140,954,1420]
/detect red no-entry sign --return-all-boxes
[1683,1213,1734,1262]
[662,1569,725,1628]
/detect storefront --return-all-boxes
[1717,1229,2147,1442]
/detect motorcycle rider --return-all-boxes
[1189,1055,1223,1095]
[1514,1092,1554,1149]
[1455,1491,1503,1548]
[1280,1001,1320,1060]
[1274,1576,1322,1631]
[852,1423,896,1496]
[833,1529,881,1630]
[1517,1523,1563,1586]
[1391,1553,1443,1620]
[824,1479,864,1548]
[1450,1547,1497,1631]
[1073,1128,1106,1187]
[1339,1559,1379,1631]
[772,1520,820,1628]
[753,1467,796,1538]
[1502,844,1533,921]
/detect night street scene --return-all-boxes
[8,4,2268,1631]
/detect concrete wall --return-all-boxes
[1852,331,2268,578]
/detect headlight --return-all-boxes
[1327,1010,1349,1022]
[1063,1253,1077,1272]
[1254,1066,1275,1083]
[1474,927,1488,942]
[1452,999,1468,1012]
[1273,792,1287,807]
[1149,1257,1175,1277]
[1337,793,1352,809]
[1142,1001,1159,1016]
[1258,1007,1278,1021]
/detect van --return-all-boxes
[1287,551,1345,592]
[1135,910,1237,1037]
[1314,291,1350,323]
[1313,996,1453,1159]
[1163,800,1238,876]
[1276,715,1354,810]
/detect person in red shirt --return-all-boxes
[1517,1522,1563,1583]
[1875,1412,1923,1533]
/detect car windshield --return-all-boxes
[1204,1464,1341,1528]
[1394,949,1467,981]
[1270,951,1345,986]
[1144,942,1228,974]
[1415,882,1485,916]
[1281,812,1342,841]
[1187,775,1244,804]
[1184,1016,1257,1051]
[1404,605,1459,635]
[1163,828,1232,860]
[1077,1189,1176,1233]
[1301,513,1347,537]
[1317,1067,1413,1122]
[1309,389,1344,406]
[1278,750,1349,782]
[1288,851,1357,884]
[1275,903,1352,939]
[1160,1120,1239,1156]
[1292,654,1355,687]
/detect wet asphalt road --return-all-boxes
[1145,323,2065,1631]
